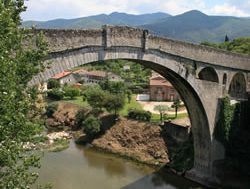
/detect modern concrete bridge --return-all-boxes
[30,26,250,186]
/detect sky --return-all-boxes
[21,0,250,21]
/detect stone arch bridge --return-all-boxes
[31,26,250,186]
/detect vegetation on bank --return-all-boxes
[0,1,48,188]
[214,96,250,176]
[201,37,250,55]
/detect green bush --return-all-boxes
[63,86,80,99]
[128,109,151,121]
[46,103,58,117]
[82,116,101,137]
[47,89,64,100]
[75,108,90,129]
[47,79,60,89]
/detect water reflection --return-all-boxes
[82,147,127,177]
[122,166,205,189]
[35,140,206,189]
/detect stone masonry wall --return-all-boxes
[35,26,250,72]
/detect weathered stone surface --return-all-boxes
[30,26,250,186]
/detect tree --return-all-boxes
[47,78,60,89]
[63,86,80,99]
[224,34,229,42]
[74,108,91,129]
[104,94,125,116]
[126,90,132,104]
[172,99,181,118]
[201,37,250,55]
[154,105,169,122]
[82,116,101,137]
[0,0,48,187]
[47,88,64,100]
[83,86,107,111]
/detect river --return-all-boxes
[35,140,205,189]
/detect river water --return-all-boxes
[35,140,205,189]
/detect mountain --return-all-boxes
[142,10,250,43]
[22,12,171,29]
[22,10,250,43]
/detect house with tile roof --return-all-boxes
[149,75,179,101]
[51,71,76,85]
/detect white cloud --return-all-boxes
[162,0,206,15]
[208,3,250,17]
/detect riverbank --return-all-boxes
[45,102,171,166]
[91,118,169,166]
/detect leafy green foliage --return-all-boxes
[214,97,236,146]
[83,86,108,111]
[63,86,80,99]
[154,105,169,122]
[104,94,125,115]
[81,59,151,92]
[128,109,152,121]
[82,116,101,136]
[0,0,48,187]
[47,88,64,100]
[47,78,60,89]
[100,80,127,94]
[201,37,250,55]
[74,108,91,130]
[46,103,58,118]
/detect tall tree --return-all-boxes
[154,105,169,122]
[172,99,181,118]
[0,0,47,188]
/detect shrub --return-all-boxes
[47,89,64,100]
[104,93,125,115]
[63,86,80,99]
[47,79,60,89]
[82,116,101,137]
[46,103,58,117]
[83,86,107,110]
[75,108,90,129]
[128,109,151,121]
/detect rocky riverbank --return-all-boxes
[46,102,170,165]
[92,118,169,166]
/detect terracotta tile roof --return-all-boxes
[52,71,72,79]
[150,76,173,87]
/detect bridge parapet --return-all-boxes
[34,29,103,52]
[34,26,250,71]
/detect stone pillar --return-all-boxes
[102,25,111,49]
[142,29,148,52]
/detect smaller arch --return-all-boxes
[198,67,219,83]
[229,72,246,99]
[222,73,227,85]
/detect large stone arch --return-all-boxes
[198,67,219,83]
[31,46,225,184]
[27,26,250,186]
[229,72,247,99]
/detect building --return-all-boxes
[149,76,179,101]
[73,69,123,84]
[50,69,123,86]
[51,71,76,85]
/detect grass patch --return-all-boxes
[62,96,89,107]
[119,95,143,116]
[151,112,188,123]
